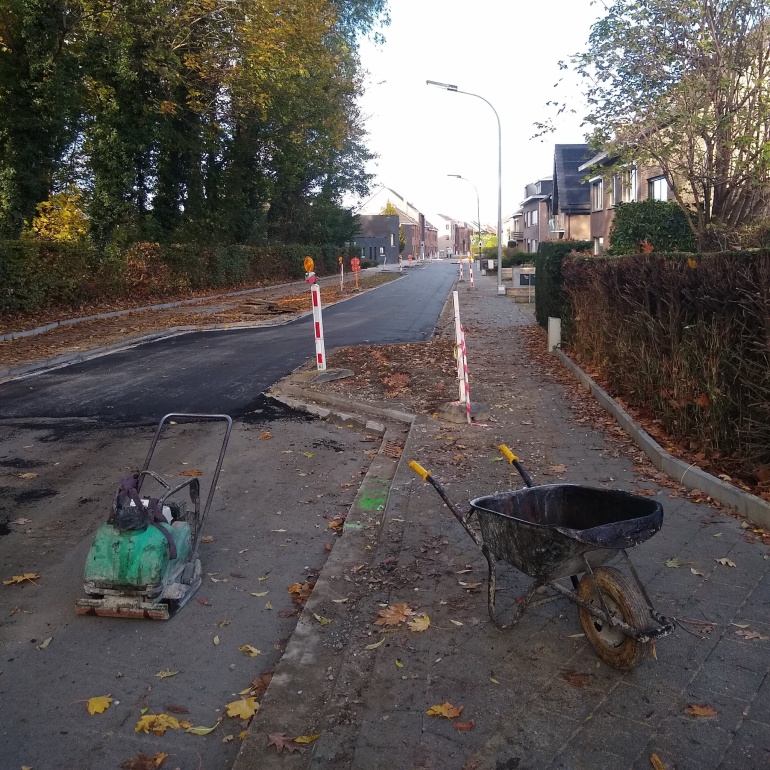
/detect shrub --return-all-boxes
[609,200,696,254]
[534,240,592,327]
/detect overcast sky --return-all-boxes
[352,0,603,227]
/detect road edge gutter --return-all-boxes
[555,348,770,530]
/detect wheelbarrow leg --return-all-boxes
[483,545,540,630]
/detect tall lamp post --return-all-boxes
[447,174,482,270]
[427,80,504,295]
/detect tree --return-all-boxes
[573,0,770,250]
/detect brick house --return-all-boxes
[521,178,553,253]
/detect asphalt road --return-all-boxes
[0,262,457,424]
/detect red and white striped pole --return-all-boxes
[458,258,465,282]
[469,258,474,288]
[311,284,326,371]
[460,327,471,424]
[452,291,466,404]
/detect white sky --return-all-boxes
[352,0,603,227]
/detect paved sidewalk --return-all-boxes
[237,276,770,770]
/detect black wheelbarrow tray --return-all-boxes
[409,447,674,670]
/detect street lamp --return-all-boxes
[448,174,482,273]
[427,80,504,295]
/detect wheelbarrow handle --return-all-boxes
[408,460,483,547]
[497,445,534,488]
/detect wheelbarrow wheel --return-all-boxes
[577,567,650,671]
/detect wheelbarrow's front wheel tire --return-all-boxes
[577,567,650,671]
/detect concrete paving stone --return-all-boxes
[688,652,768,701]
[693,576,759,608]
[703,636,770,675]
[739,591,770,627]
[641,717,733,769]
[717,719,770,769]
[563,713,655,763]
[747,675,770,725]
[536,674,613,723]
[597,680,678,728]
[353,710,425,749]
[548,748,630,770]
[676,684,752,731]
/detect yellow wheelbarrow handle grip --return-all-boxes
[408,460,431,481]
[498,445,519,464]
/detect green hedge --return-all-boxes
[534,240,592,327]
[609,200,696,254]
[0,240,341,313]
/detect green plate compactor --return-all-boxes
[76,413,232,620]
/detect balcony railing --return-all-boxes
[509,231,524,241]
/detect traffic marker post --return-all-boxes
[311,283,326,371]
[460,329,471,424]
[452,291,466,404]
[469,258,474,288]
[399,255,403,273]
[458,259,465,282]
[351,256,361,290]
[339,255,344,291]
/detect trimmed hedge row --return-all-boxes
[0,240,352,313]
[534,240,592,327]
[561,249,770,467]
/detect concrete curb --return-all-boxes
[232,398,415,769]
[555,348,770,529]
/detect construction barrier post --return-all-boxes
[469,259,475,288]
[452,291,466,404]
[311,283,326,371]
[460,328,472,424]
[339,256,344,291]
[458,258,465,282]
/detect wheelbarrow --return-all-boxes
[409,446,674,670]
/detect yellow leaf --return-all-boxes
[87,695,113,715]
[715,558,736,567]
[407,614,431,632]
[18,472,38,479]
[260,431,272,440]
[650,753,667,770]
[364,637,385,650]
[213,635,219,645]
[258,576,268,581]
[302,452,314,458]
[222,734,234,743]
[295,734,321,744]
[36,636,52,650]
[427,702,464,719]
[312,612,331,625]
[225,698,259,719]
[265,601,273,610]
[684,703,718,717]
[180,469,203,477]
[251,591,268,597]
[238,730,248,740]
[186,719,221,736]
[374,603,415,626]
[450,619,464,627]
[687,257,698,269]
[395,659,403,668]
[135,713,183,735]
[3,572,40,585]
[490,678,500,684]
[238,645,262,657]
[155,669,180,679]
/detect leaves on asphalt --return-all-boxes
[374,603,415,626]
[267,733,304,754]
[650,753,667,770]
[684,704,717,717]
[664,557,683,568]
[87,695,113,714]
[260,431,272,440]
[453,720,475,732]
[407,614,431,632]
[121,752,168,769]
[186,718,222,736]
[18,472,38,479]
[288,581,314,605]
[561,670,591,688]
[312,612,331,625]
[180,469,203,477]
[3,572,40,585]
[239,645,262,657]
[135,713,190,735]
[427,702,464,719]
[364,637,385,650]
[225,697,259,719]
[295,734,321,745]
[155,670,179,679]
[736,628,769,641]
[36,636,52,650]
[714,557,736,567]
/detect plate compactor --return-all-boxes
[76,413,232,620]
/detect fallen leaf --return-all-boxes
[490,678,500,684]
[265,601,273,610]
[197,598,212,606]
[200,535,215,543]
[11,518,31,525]
[165,705,189,714]
[213,635,219,645]
[395,659,404,668]
[374,603,415,626]
[271,529,287,533]
[427,702,463,719]
[135,713,186,735]
[260,432,272,440]
[312,612,332,626]
[302,452,314,458]
[294,734,321,744]
[239,730,247,740]
[216,620,230,627]
[120,751,169,769]
[222,734,234,743]
[226,698,258,719]
[332,598,348,604]
[180,469,203,477]
[562,670,590,687]
[407,614,431,632]
[288,581,314,605]
[155,670,180,679]
[3,572,40,585]
[186,720,222,736]
[736,629,769,641]
[267,733,304,754]
[650,753,666,770]
[715,558,736,567]
[458,581,481,590]
[238,645,262,657]
[684,704,717,717]
[453,720,475,732]
[364,637,385,650]
[87,695,113,714]
[450,619,464,627]
[731,623,750,628]
[690,568,704,577]
[36,636,52,650]
[664,557,682,568]
[18,472,38,479]
[251,591,268,597]
[549,464,567,473]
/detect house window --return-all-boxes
[594,237,605,255]
[528,239,538,253]
[390,233,394,247]
[648,176,668,201]
[591,179,604,211]
[379,247,384,255]
[611,169,637,206]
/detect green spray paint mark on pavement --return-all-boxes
[358,478,390,511]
